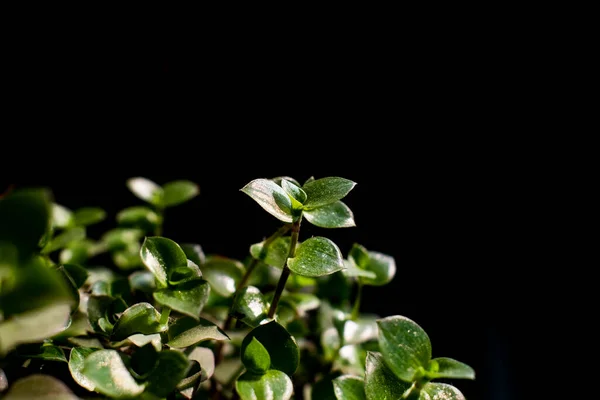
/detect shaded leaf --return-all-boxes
[249,236,292,269]
[240,179,293,223]
[303,201,356,228]
[129,270,157,294]
[168,260,203,286]
[111,302,165,341]
[127,177,163,205]
[82,349,146,398]
[16,342,67,363]
[181,243,206,266]
[302,177,356,209]
[241,320,299,376]
[162,180,199,207]
[3,374,79,400]
[342,259,377,279]
[242,337,271,374]
[101,228,144,252]
[42,227,86,254]
[154,278,210,319]
[116,206,160,231]
[288,237,344,277]
[427,357,475,380]
[355,249,396,287]
[69,347,99,391]
[281,179,306,210]
[364,351,411,400]
[343,315,379,345]
[377,315,431,382]
[140,236,188,288]
[73,207,106,226]
[61,263,89,288]
[168,316,229,348]
[235,370,293,400]
[333,375,366,400]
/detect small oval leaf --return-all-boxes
[241,179,293,223]
[153,279,210,319]
[377,315,432,382]
[358,251,396,287]
[140,236,189,288]
[111,302,164,341]
[73,207,106,226]
[232,286,269,328]
[235,370,293,400]
[144,350,191,397]
[241,320,299,376]
[250,236,292,269]
[242,337,271,374]
[364,351,411,400]
[427,357,475,380]
[303,201,356,228]
[287,237,344,277]
[302,177,356,209]
[127,177,163,205]
[181,243,206,266]
[117,206,160,231]
[69,347,99,392]
[201,256,245,297]
[168,316,229,348]
[333,375,366,400]
[82,349,146,398]
[162,180,199,207]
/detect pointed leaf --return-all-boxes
[127,177,163,205]
[0,188,51,259]
[377,315,432,382]
[302,177,356,209]
[242,337,271,374]
[73,207,106,226]
[427,357,475,380]
[333,375,366,400]
[126,333,162,351]
[250,236,292,269]
[240,178,293,222]
[364,351,411,400]
[42,226,86,254]
[241,320,299,376]
[168,316,229,348]
[51,203,74,229]
[421,382,466,400]
[69,347,99,391]
[140,236,188,288]
[16,342,67,363]
[3,374,79,400]
[82,349,146,398]
[181,243,206,266]
[272,176,301,187]
[117,206,160,231]
[235,370,293,400]
[342,259,377,279]
[144,350,191,397]
[303,201,356,228]
[349,243,371,270]
[281,179,306,210]
[232,286,269,327]
[62,263,89,288]
[162,180,199,207]
[153,279,210,319]
[288,236,344,277]
[111,302,165,341]
[201,256,245,297]
[188,346,215,382]
[357,251,396,286]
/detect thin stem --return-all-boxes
[351,281,363,320]
[268,218,301,319]
[154,206,164,236]
[159,306,171,326]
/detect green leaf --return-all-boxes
[0,303,72,356]
[144,349,190,397]
[16,342,67,363]
[87,295,116,334]
[343,315,378,345]
[232,286,269,327]
[162,180,199,207]
[117,206,160,231]
[303,201,356,228]
[140,236,189,288]
[377,315,431,382]
[168,260,203,286]
[201,256,245,297]
[342,259,377,279]
[187,346,215,383]
[127,177,163,205]
[333,375,366,400]
[241,320,299,376]
[130,343,158,379]
[51,203,74,229]
[101,228,144,252]
[82,349,146,398]
[287,237,344,277]
[112,242,142,270]
[235,370,293,400]
[364,351,411,400]
[357,251,396,287]
[69,347,99,392]
[58,239,95,265]
[242,337,271,374]
[334,344,367,376]
[250,236,292,269]
[3,374,79,400]
[111,302,165,341]
[240,178,293,223]
[61,263,89,288]
[129,270,157,293]
[302,177,356,209]
[421,382,466,400]
[42,226,86,254]
[0,188,51,259]
[125,333,162,351]
[281,179,306,209]
[153,279,210,319]
[280,292,320,316]
[272,176,301,187]
[181,243,206,266]
[167,316,229,348]
[73,207,106,226]
[311,373,339,400]
[427,357,475,380]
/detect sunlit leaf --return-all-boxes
[364,351,411,400]
[427,357,475,380]
[240,179,293,223]
[333,375,366,400]
[377,315,431,382]
[140,236,188,288]
[421,382,467,400]
[303,201,356,228]
[302,177,356,209]
[343,315,379,345]
[168,316,229,348]
[153,279,210,319]
[162,180,199,207]
[126,177,163,206]
[281,179,306,210]
[249,236,292,269]
[116,206,160,232]
[235,370,293,400]
[241,320,299,376]
[51,203,74,229]
[82,349,146,398]
[232,286,270,328]
[3,374,79,400]
[287,237,344,277]
[69,347,99,391]
[73,207,106,226]
[111,302,165,341]
[242,337,271,374]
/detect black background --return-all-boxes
[2,28,538,399]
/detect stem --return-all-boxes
[268,218,301,319]
[159,306,171,326]
[154,206,164,236]
[351,281,363,320]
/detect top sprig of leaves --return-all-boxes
[240,176,356,228]
[127,177,199,209]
